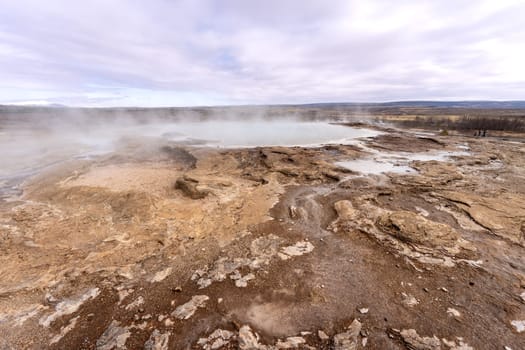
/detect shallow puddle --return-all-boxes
[336,158,414,175]
[336,150,469,175]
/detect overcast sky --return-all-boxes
[1,0,524,106]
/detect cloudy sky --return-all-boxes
[1,0,524,106]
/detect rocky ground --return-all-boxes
[0,125,524,349]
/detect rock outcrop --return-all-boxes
[175,176,210,199]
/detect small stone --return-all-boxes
[358,308,369,314]
[446,307,461,317]
[440,287,449,293]
[401,293,419,307]
[234,273,256,288]
[511,320,525,333]
[318,330,329,340]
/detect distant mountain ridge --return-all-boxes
[299,101,525,109]
[1,100,525,110]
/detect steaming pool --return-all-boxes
[158,121,380,147]
[0,120,380,198]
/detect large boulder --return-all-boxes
[377,210,459,248]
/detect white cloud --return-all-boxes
[0,0,524,106]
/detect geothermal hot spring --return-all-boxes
[0,118,380,199]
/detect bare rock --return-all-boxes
[175,176,209,199]
[377,211,459,248]
[399,329,441,350]
[289,206,307,220]
[278,241,315,260]
[401,293,419,307]
[96,321,131,350]
[172,295,209,320]
[332,319,362,350]
[318,330,330,340]
[197,329,235,350]
[438,191,525,245]
[144,329,170,350]
[334,200,358,221]
[238,325,263,350]
[276,336,306,348]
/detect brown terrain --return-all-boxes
[0,111,525,349]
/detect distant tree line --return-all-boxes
[395,115,525,132]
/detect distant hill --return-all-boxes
[1,100,525,111]
[299,101,525,109]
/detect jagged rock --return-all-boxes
[175,176,209,199]
[358,307,369,314]
[250,235,283,261]
[172,295,209,320]
[322,170,342,181]
[231,272,256,288]
[125,296,145,311]
[318,330,330,340]
[289,206,299,219]
[377,211,459,248]
[150,267,172,283]
[332,319,361,350]
[193,235,303,290]
[197,329,235,350]
[401,293,419,307]
[192,257,251,289]
[144,329,170,350]
[288,205,308,220]
[276,336,306,348]
[334,200,358,221]
[277,168,300,177]
[511,320,525,333]
[442,338,473,350]
[96,321,131,350]
[446,308,461,318]
[40,288,100,327]
[278,241,314,260]
[238,325,264,350]
[399,329,441,350]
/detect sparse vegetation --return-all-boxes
[395,114,525,132]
